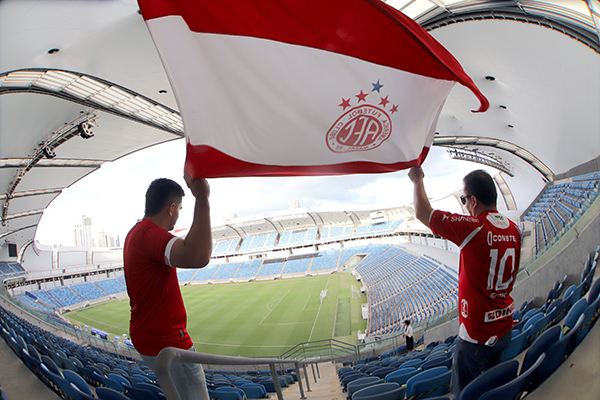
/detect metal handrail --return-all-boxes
[155,347,306,400]
[280,338,359,362]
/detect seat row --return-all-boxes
[337,244,600,400]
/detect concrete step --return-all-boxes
[281,362,345,400]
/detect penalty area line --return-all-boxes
[259,289,290,326]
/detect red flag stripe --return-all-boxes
[184,143,431,178]
[139,0,488,112]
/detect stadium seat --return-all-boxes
[531,315,584,390]
[478,354,545,400]
[521,325,561,374]
[421,356,452,371]
[577,292,600,345]
[370,367,397,379]
[123,383,162,400]
[135,382,165,398]
[240,383,268,399]
[97,387,131,400]
[352,382,403,400]
[347,377,383,399]
[458,359,519,400]
[400,358,424,369]
[63,369,96,400]
[384,367,419,386]
[564,298,587,332]
[214,386,247,400]
[108,373,131,390]
[406,366,451,399]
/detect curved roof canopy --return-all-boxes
[0,0,599,261]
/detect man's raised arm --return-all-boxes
[171,176,212,269]
[408,166,433,228]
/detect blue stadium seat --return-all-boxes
[347,377,383,399]
[459,360,519,400]
[352,382,404,400]
[406,366,451,399]
[478,354,545,400]
[384,368,418,386]
[97,387,131,400]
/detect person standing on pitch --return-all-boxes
[408,167,521,400]
[124,175,212,400]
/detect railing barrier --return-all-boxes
[155,347,306,400]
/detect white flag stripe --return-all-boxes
[148,16,455,166]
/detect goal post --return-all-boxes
[320,289,328,304]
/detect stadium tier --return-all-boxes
[95,279,127,295]
[70,282,108,301]
[355,245,458,335]
[338,250,599,399]
[0,262,26,280]
[233,259,263,279]
[210,220,405,256]
[523,172,600,253]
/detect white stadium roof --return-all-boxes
[1,0,599,261]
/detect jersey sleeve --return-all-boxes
[141,225,177,267]
[429,210,483,248]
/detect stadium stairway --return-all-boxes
[0,335,57,399]
[282,361,347,400]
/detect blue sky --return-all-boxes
[35,140,480,246]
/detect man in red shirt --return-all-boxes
[124,176,212,400]
[409,167,520,400]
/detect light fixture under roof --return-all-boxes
[47,48,60,54]
[485,76,496,81]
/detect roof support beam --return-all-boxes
[5,209,45,221]
[432,136,553,182]
[0,224,36,240]
[1,111,97,226]
[0,158,105,169]
[0,188,62,201]
[0,69,184,137]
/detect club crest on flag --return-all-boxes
[327,80,397,154]
[139,0,489,178]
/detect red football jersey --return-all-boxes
[124,219,193,356]
[430,210,521,344]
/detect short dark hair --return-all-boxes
[404,319,411,325]
[144,178,185,217]
[463,170,497,207]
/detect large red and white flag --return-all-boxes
[139,0,488,179]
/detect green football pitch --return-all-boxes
[63,271,367,357]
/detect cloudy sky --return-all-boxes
[35,140,482,246]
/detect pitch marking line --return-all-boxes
[308,277,330,342]
[302,294,319,311]
[187,298,218,312]
[260,289,290,326]
[68,315,128,333]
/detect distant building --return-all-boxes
[74,215,94,248]
[98,231,107,248]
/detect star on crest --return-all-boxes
[339,98,351,110]
[371,80,383,93]
[356,90,368,103]
[379,96,390,107]
[390,104,399,114]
